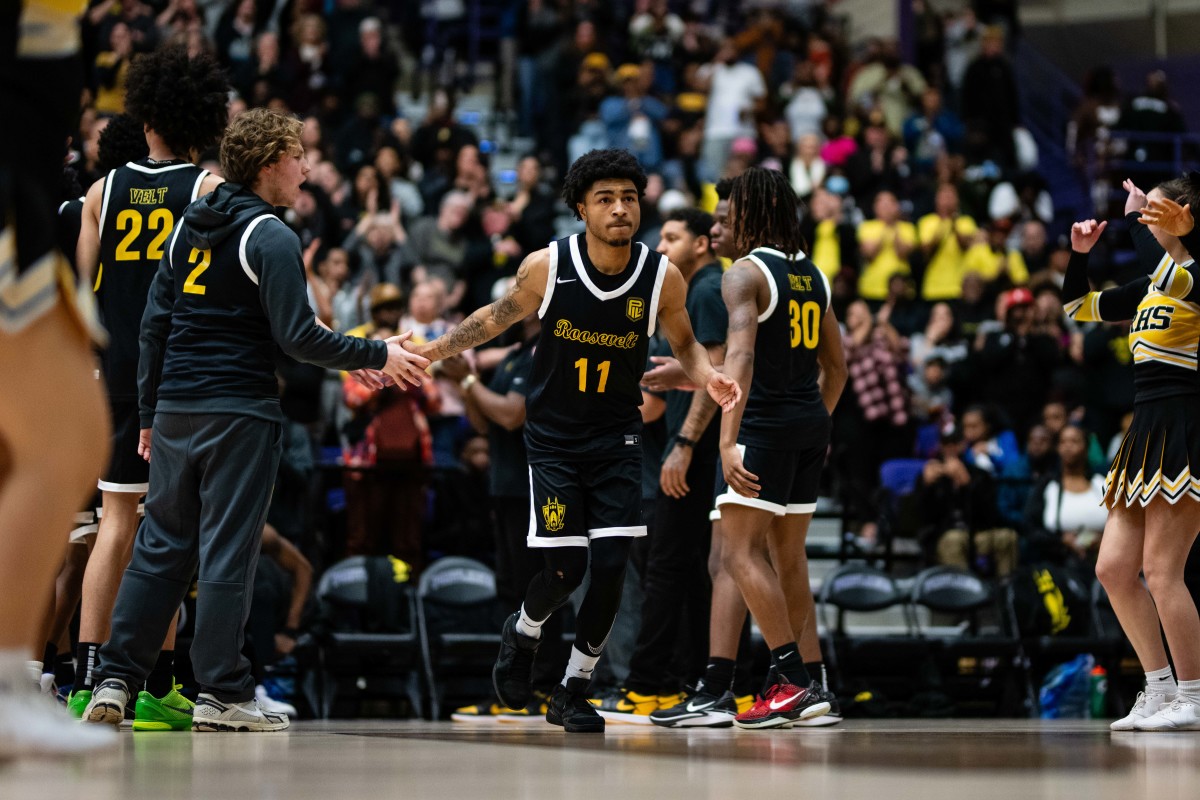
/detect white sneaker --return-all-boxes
[1111,691,1175,731]
[192,693,289,732]
[1134,697,1200,731]
[255,685,298,717]
[0,676,118,757]
[38,673,57,698]
[83,679,132,726]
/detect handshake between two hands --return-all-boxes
[347,330,432,391]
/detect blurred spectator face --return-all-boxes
[1057,425,1086,468]
[921,87,942,117]
[656,219,707,271]
[575,21,596,51]
[375,146,400,179]
[988,224,1009,249]
[962,409,989,443]
[809,187,839,221]
[301,115,321,149]
[257,31,279,63]
[1021,220,1047,254]
[456,145,484,179]
[822,115,844,140]
[359,18,382,58]
[1026,425,1055,461]
[928,302,955,336]
[846,300,872,331]
[313,161,341,194]
[409,281,446,324]
[109,22,132,55]
[923,358,946,389]
[354,165,379,200]
[1035,290,1062,325]
[236,0,254,22]
[319,248,350,285]
[934,184,959,217]
[517,156,540,189]
[297,15,326,47]
[981,28,1005,58]
[438,192,472,232]
[482,204,510,237]
[873,191,900,223]
[1049,245,1071,275]
[709,199,735,259]
[366,217,395,253]
[961,272,985,304]
[462,436,490,473]
[293,190,316,218]
[1042,402,1067,435]
[715,38,738,64]
[792,60,816,87]
[938,430,966,459]
[887,272,912,302]
[796,133,822,162]
[863,124,890,151]
[228,96,248,121]
[761,120,790,155]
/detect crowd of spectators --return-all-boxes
[65,0,1172,698]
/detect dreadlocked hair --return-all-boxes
[729,167,807,256]
[125,44,230,160]
[96,114,150,174]
[561,148,647,220]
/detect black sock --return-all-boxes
[55,653,76,688]
[146,650,174,698]
[701,657,736,694]
[769,644,809,687]
[76,642,100,691]
[805,661,826,691]
[41,643,57,674]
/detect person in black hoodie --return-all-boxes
[82,108,429,733]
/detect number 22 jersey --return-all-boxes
[525,234,667,462]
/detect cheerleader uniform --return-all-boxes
[1063,247,1200,508]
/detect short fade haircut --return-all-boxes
[124,45,229,159]
[664,207,714,242]
[561,148,647,220]
[220,108,303,187]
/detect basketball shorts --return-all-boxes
[713,442,827,518]
[527,457,646,548]
[98,399,148,493]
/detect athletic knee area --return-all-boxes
[539,548,589,594]
[588,536,633,574]
[1095,554,1141,592]
[1142,558,1183,596]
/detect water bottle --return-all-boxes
[1089,665,1108,719]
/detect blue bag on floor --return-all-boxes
[1039,654,1094,719]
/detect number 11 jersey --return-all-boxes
[525,234,667,462]
[96,159,209,398]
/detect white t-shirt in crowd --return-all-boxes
[703,62,766,139]
[1041,476,1108,535]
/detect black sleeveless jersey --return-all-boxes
[96,159,209,398]
[525,234,668,462]
[738,246,832,448]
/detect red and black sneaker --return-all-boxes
[733,681,831,730]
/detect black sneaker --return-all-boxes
[790,683,842,728]
[546,678,605,733]
[493,613,541,711]
[649,684,737,728]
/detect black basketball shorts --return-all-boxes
[527,457,646,548]
[713,442,827,518]
[98,399,149,493]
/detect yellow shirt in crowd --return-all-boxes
[811,220,841,280]
[963,243,1030,285]
[917,213,978,300]
[857,219,916,300]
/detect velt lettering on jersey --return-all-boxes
[788,274,814,292]
[553,319,639,349]
[542,497,566,532]
[129,187,169,205]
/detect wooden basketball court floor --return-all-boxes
[4,719,1200,800]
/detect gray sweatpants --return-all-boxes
[96,413,282,703]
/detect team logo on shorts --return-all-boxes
[626,297,644,322]
[542,497,566,532]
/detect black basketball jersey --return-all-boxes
[96,159,208,398]
[738,246,832,448]
[524,234,668,462]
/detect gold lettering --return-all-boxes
[128,187,170,205]
[552,319,639,349]
[788,274,814,292]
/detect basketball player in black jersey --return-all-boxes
[407,149,740,731]
[0,0,116,756]
[72,45,229,727]
[717,168,847,729]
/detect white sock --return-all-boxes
[515,605,544,639]
[1176,679,1200,703]
[0,649,31,692]
[1146,665,1176,695]
[28,660,42,683]
[562,646,599,685]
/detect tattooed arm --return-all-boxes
[411,249,549,362]
[718,260,769,497]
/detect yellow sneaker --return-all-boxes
[735,694,755,715]
[450,700,502,723]
[656,692,685,709]
[588,686,658,724]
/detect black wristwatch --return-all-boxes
[675,435,696,449]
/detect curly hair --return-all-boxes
[220,108,303,187]
[96,114,150,174]
[124,45,229,160]
[728,167,807,256]
[560,148,647,220]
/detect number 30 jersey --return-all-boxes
[96,159,209,398]
[524,234,668,463]
[737,246,832,448]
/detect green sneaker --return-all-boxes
[132,684,194,731]
[67,689,92,719]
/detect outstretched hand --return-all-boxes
[383,330,432,387]
[1070,219,1107,254]
[1139,196,1195,237]
[706,371,741,412]
[1123,179,1147,216]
